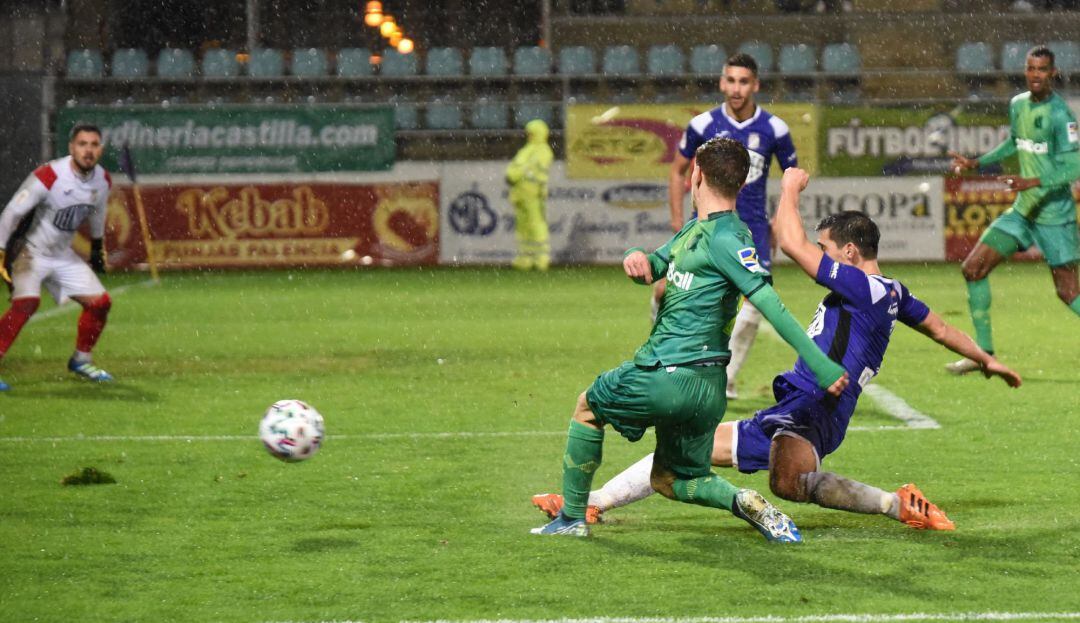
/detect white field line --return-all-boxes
[758,323,940,430]
[26,278,158,324]
[394,613,1080,623]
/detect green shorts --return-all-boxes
[585,361,726,480]
[981,209,1080,267]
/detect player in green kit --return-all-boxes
[531,137,848,540]
[948,45,1080,374]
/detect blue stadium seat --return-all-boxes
[336,48,373,77]
[67,49,104,78]
[558,46,596,75]
[426,98,463,130]
[514,93,555,128]
[602,45,641,76]
[956,42,995,74]
[779,44,816,75]
[1002,41,1033,73]
[157,48,195,78]
[471,99,509,129]
[690,44,726,74]
[822,43,859,75]
[389,95,419,129]
[469,47,509,76]
[248,48,284,77]
[381,49,419,76]
[736,41,773,74]
[647,45,685,76]
[291,48,328,77]
[426,47,464,76]
[513,46,552,76]
[202,49,239,78]
[1049,40,1080,73]
[111,48,149,78]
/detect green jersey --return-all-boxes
[632,211,768,367]
[1000,92,1079,224]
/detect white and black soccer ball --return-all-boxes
[259,399,325,462]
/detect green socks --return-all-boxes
[1070,295,1080,317]
[966,278,994,353]
[561,420,604,520]
[672,473,738,512]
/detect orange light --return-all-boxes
[365,1,382,12]
[364,11,382,27]
[389,33,402,47]
[370,54,382,65]
[379,17,396,37]
[396,38,414,54]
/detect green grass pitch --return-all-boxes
[0,263,1077,622]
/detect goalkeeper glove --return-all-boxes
[89,239,106,274]
[0,250,10,285]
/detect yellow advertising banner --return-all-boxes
[565,103,819,180]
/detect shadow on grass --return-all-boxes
[293,537,362,552]
[8,383,160,403]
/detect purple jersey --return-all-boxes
[783,255,931,402]
[677,105,798,229]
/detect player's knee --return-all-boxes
[11,297,40,317]
[961,260,986,282]
[768,470,808,503]
[572,392,593,424]
[85,293,111,316]
[1054,283,1078,305]
[649,469,676,500]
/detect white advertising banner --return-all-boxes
[441,163,945,264]
[440,162,674,265]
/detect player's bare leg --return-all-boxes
[768,434,954,530]
[949,242,1007,374]
[67,293,113,382]
[1050,262,1080,316]
[725,302,763,399]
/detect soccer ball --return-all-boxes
[259,399,325,462]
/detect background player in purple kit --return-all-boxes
[661,53,799,400]
[536,167,1022,532]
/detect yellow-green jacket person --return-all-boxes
[506,119,554,270]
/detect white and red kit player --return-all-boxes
[0,124,114,391]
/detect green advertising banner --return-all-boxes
[820,104,1010,177]
[57,106,395,174]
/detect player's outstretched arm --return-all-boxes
[913,311,1022,388]
[667,153,692,232]
[773,168,824,279]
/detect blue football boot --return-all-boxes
[68,358,114,383]
[0,376,9,391]
[530,512,590,537]
[732,488,802,543]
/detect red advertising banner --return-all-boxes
[944,176,1080,262]
[103,181,439,269]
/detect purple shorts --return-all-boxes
[741,217,772,272]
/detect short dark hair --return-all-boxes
[694,136,750,199]
[1028,45,1055,67]
[69,123,102,141]
[725,53,758,76]
[816,211,880,259]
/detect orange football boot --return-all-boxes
[896,483,956,530]
[531,493,603,524]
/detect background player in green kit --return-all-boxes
[531,137,848,540]
[948,45,1080,374]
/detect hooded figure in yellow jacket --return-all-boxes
[506,119,554,270]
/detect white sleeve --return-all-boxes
[0,174,48,250]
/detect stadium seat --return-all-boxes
[647,45,685,76]
[66,49,104,78]
[514,93,555,128]
[381,49,419,76]
[602,45,641,76]
[956,42,995,74]
[1049,40,1080,73]
[779,44,817,75]
[690,44,726,74]
[202,49,239,78]
[426,98,463,130]
[291,48,328,77]
[389,95,419,129]
[248,48,284,77]
[513,46,552,76]
[1001,41,1033,73]
[822,43,859,75]
[337,48,373,77]
[426,47,465,76]
[558,46,596,75]
[111,48,149,78]
[471,98,509,129]
[736,41,774,73]
[156,48,195,78]
[469,47,509,76]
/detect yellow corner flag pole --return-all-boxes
[119,144,159,281]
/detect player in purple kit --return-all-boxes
[660,53,799,400]
[535,167,1023,532]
